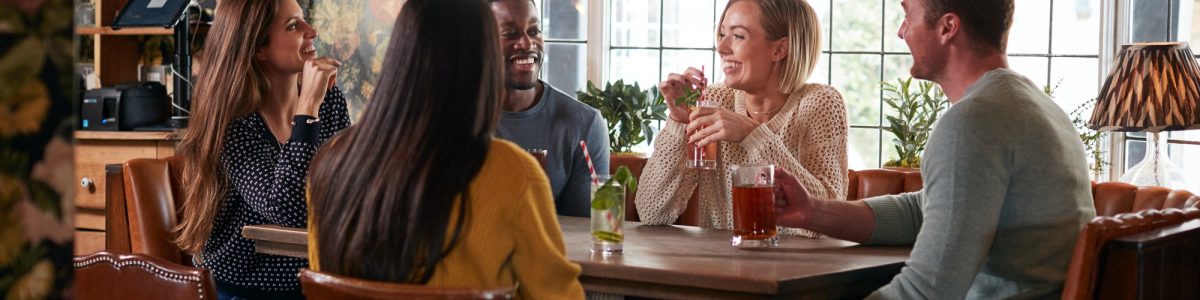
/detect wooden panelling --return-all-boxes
[76,208,106,230]
[75,230,106,256]
[75,139,159,209]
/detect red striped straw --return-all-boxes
[699,65,707,103]
[580,140,600,185]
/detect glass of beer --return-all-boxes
[730,164,779,247]
[591,175,624,256]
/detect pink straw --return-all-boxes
[580,140,600,185]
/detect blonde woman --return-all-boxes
[173,0,348,298]
[636,0,848,237]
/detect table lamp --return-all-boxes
[1089,42,1200,189]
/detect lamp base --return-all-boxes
[1118,132,1187,189]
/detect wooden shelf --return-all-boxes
[76,26,174,35]
[74,130,185,141]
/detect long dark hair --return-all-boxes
[176,0,277,254]
[307,0,503,283]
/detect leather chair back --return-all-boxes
[611,154,701,225]
[1061,208,1200,300]
[847,168,923,200]
[1092,181,1200,216]
[74,252,216,300]
[121,156,187,264]
[299,269,513,300]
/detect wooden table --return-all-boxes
[243,217,910,299]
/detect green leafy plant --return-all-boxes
[577,80,668,153]
[1045,83,1109,178]
[881,77,948,168]
[673,87,702,107]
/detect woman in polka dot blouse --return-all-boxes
[635,0,848,237]
[173,0,350,298]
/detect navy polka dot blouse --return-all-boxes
[199,87,350,293]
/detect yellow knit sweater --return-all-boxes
[308,139,584,299]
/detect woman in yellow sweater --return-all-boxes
[305,0,583,298]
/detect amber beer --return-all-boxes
[730,164,778,247]
[732,185,777,240]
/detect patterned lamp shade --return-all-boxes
[1089,42,1200,132]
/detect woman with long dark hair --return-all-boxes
[306,0,583,298]
[174,0,349,298]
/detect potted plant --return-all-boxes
[577,80,668,155]
[881,77,948,169]
[578,80,666,222]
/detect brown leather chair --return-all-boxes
[299,269,513,300]
[846,168,923,200]
[611,154,701,225]
[74,251,216,300]
[114,156,188,265]
[1061,208,1200,300]
[1091,181,1200,217]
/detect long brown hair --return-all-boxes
[175,0,278,254]
[307,0,502,283]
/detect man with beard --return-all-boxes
[771,0,1095,298]
[490,0,609,218]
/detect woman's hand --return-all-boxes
[685,106,760,146]
[658,67,706,123]
[297,57,341,116]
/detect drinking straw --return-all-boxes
[580,140,600,185]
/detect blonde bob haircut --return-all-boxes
[718,0,822,94]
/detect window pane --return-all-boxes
[883,0,908,53]
[832,0,883,51]
[1008,0,1051,54]
[710,51,726,85]
[1048,57,1100,114]
[1052,0,1100,55]
[714,0,730,28]
[661,49,713,83]
[1007,56,1050,90]
[882,54,913,84]
[610,0,662,47]
[808,53,830,84]
[1169,130,1200,141]
[808,0,832,51]
[831,54,883,126]
[849,127,882,169]
[1190,0,1200,50]
[1168,143,1200,192]
[663,0,716,48]
[881,125,901,168]
[545,0,588,40]
[609,49,661,89]
[881,54,916,129]
[545,42,587,96]
[1130,0,1174,42]
[1126,139,1146,169]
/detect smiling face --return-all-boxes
[256,0,318,75]
[717,1,786,93]
[898,0,947,81]
[490,0,543,90]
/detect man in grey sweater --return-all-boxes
[773,0,1096,298]
[491,0,609,217]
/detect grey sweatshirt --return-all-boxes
[862,69,1096,299]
